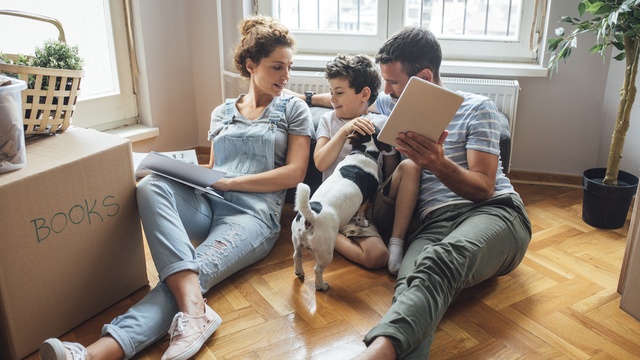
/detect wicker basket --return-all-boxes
[0,10,84,134]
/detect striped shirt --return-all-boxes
[375,90,515,220]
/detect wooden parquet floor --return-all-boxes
[27,183,640,359]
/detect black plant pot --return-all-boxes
[582,168,639,229]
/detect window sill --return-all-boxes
[293,54,549,78]
[441,60,549,78]
[105,124,159,143]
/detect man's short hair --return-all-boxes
[375,26,442,82]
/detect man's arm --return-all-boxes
[283,89,380,113]
[395,131,497,202]
[283,89,333,108]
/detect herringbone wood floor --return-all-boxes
[29,182,640,359]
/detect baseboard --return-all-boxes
[195,145,583,189]
[507,170,583,188]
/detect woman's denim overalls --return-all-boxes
[102,96,292,359]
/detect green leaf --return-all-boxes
[579,1,587,17]
[596,4,614,15]
[614,51,626,60]
[560,16,574,24]
[585,2,605,15]
[547,38,562,51]
[612,40,626,50]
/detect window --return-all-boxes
[258,0,547,66]
[275,0,378,34]
[263,0,390,55]
[0,0,137,131]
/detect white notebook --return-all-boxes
[378,76,464,146]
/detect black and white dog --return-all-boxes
[291,127,392,290]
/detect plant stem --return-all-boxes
[604,36,639,186]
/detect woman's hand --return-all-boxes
[207,134,310,194]
[210,177,231,192]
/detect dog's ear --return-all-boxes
[371,126,394,154]
[346,130,366,145]
[376,139,394,154]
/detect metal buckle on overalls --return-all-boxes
[223,124,228,130]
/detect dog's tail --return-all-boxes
[294,183,316,224]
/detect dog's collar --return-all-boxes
[350,149,379,162]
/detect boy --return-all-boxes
[313,53,420,274]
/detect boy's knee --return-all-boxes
[399,159,421,176]
[393,160,421,190]
[363,246,389,269]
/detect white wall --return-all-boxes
[510,0,639,178]
[129,0,640,179]
[600,59,640,176]
[131,0,222,153]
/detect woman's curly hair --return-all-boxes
[233,15,296,78]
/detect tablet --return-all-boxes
[136,152,226,189]
[378,76,464,146]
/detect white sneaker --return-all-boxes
[39,338,87,360]
[161,301,222,360]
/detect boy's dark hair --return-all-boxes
[324,54,381,106]
[375,26,442,83]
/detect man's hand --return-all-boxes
[395,130,448,174]
[395,129,497,202]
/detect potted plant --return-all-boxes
[548,0,639,229]
[0,39,84,134]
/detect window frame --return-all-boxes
[71,0,138,131]
[258,0,390,55]
[257,0,545,67]
[0,0,138,131]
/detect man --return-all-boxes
[302,26,532,359]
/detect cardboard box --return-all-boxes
[620,186,640,320]
[0,128,148,360]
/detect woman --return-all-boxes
[40,15,313,360]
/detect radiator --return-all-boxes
[287,73,520,172]
[441,76,520,137]
[286,70,331,93]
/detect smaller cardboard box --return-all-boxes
[0,128,148,360]
[620,192,640,321]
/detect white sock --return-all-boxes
[388,237,404,275]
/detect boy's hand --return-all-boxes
[343,117,375,137]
